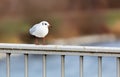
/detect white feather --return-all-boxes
[29,21,49,38]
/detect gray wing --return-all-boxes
[29,24,38,35]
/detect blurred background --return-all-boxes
[0,1,120,77]
[0,0,120,43]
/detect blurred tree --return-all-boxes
[58,0,110,37]
[108,0,120,8]
[0,0,10,17]
[77,0,110,35]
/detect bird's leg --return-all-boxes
[42,38,45,45]
[35,37,39,45]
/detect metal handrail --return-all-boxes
[0,43,120,77]
[0,43,120,57]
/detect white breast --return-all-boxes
[30,25,49,38]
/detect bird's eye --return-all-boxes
[45,23,47,25]
[42,23,44,25]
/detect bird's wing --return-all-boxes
[29,24,38,34]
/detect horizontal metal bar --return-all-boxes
[1,50,120,57]
[0,43,120,53]
[0,43,120,57]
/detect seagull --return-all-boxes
[29,21,51,45]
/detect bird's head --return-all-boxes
[40,21,51,27]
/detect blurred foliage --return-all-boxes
[0,21,29,34]
[0,19,30,43]
[105,10,120,26]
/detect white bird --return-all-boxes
[29,21,51,45]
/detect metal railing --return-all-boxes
[0,43,120,77]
